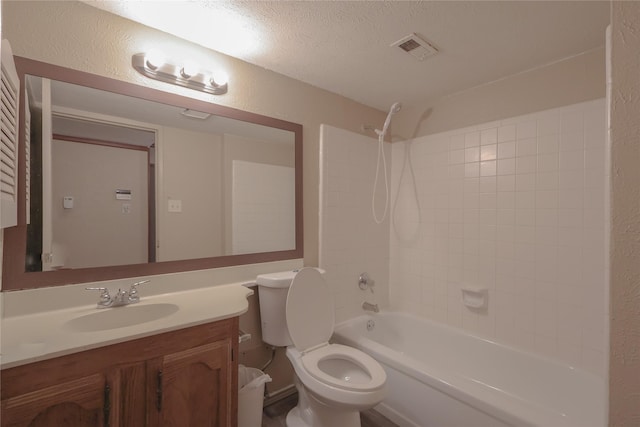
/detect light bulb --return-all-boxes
[211,71,229,87]
[146,50,165,69]
[180,61,199,79]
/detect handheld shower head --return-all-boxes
[390,102,402,114]
[372,101,402,224]
[377,101,402,137]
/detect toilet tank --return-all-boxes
[255,270,297,347]
[256,268,325,347]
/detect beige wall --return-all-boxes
[2,0,386,267]
[609,2,640,426]
[395,48,605,140]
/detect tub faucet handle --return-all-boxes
[358,272,374,293]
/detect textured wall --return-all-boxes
[2,0,386,267]
[609,2,640,425]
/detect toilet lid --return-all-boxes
[286,268,335,352]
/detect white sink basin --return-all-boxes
[2,282,254,369]
[63,303,180,333]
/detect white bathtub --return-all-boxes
[332,312,605,427]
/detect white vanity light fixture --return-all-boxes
[132,52,228,95]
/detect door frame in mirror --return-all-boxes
[2,57,303,291]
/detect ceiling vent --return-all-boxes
[391,33,438,61]
[181,109,211,120]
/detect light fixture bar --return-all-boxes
[132,53,228,95]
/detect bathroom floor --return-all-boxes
[261,393,398,427]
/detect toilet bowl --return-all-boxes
[286,344,386,408]
[256,267,386,427]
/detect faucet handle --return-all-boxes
[358,272,374,293]
[85,287,111,305]
[128,280,150,302]
[130,279,150,291]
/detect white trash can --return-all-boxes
[238,365,272,427]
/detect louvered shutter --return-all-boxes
[0,39,19,228]
[24,88,30,224]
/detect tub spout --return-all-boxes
[362,301,379,313]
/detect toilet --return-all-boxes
[256,268,386,427]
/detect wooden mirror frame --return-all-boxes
[2,57,303,291]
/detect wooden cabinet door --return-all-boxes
[1,373,114,427]
[148,340,232,427]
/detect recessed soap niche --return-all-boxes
[461,287,488,310]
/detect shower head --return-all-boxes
[377,101,402,138]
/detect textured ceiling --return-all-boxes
[82,1,610,111]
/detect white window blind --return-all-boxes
[0,39,19,228]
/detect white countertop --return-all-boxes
[1,283,253,369]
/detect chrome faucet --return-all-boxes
[86,280,150,308]
[362,301,380,313]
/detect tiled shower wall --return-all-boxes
[319,125,390,323]
[390,99,608,377]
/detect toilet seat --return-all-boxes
[286,346,387,409]
[300,343,386,392]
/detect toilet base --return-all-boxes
[285,407,308,427]
[285,376,362,427]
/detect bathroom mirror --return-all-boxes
[2,57,303,290]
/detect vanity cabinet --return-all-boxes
[147,342,231,426]
[1,318,239,427]
[0,372,110,426]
